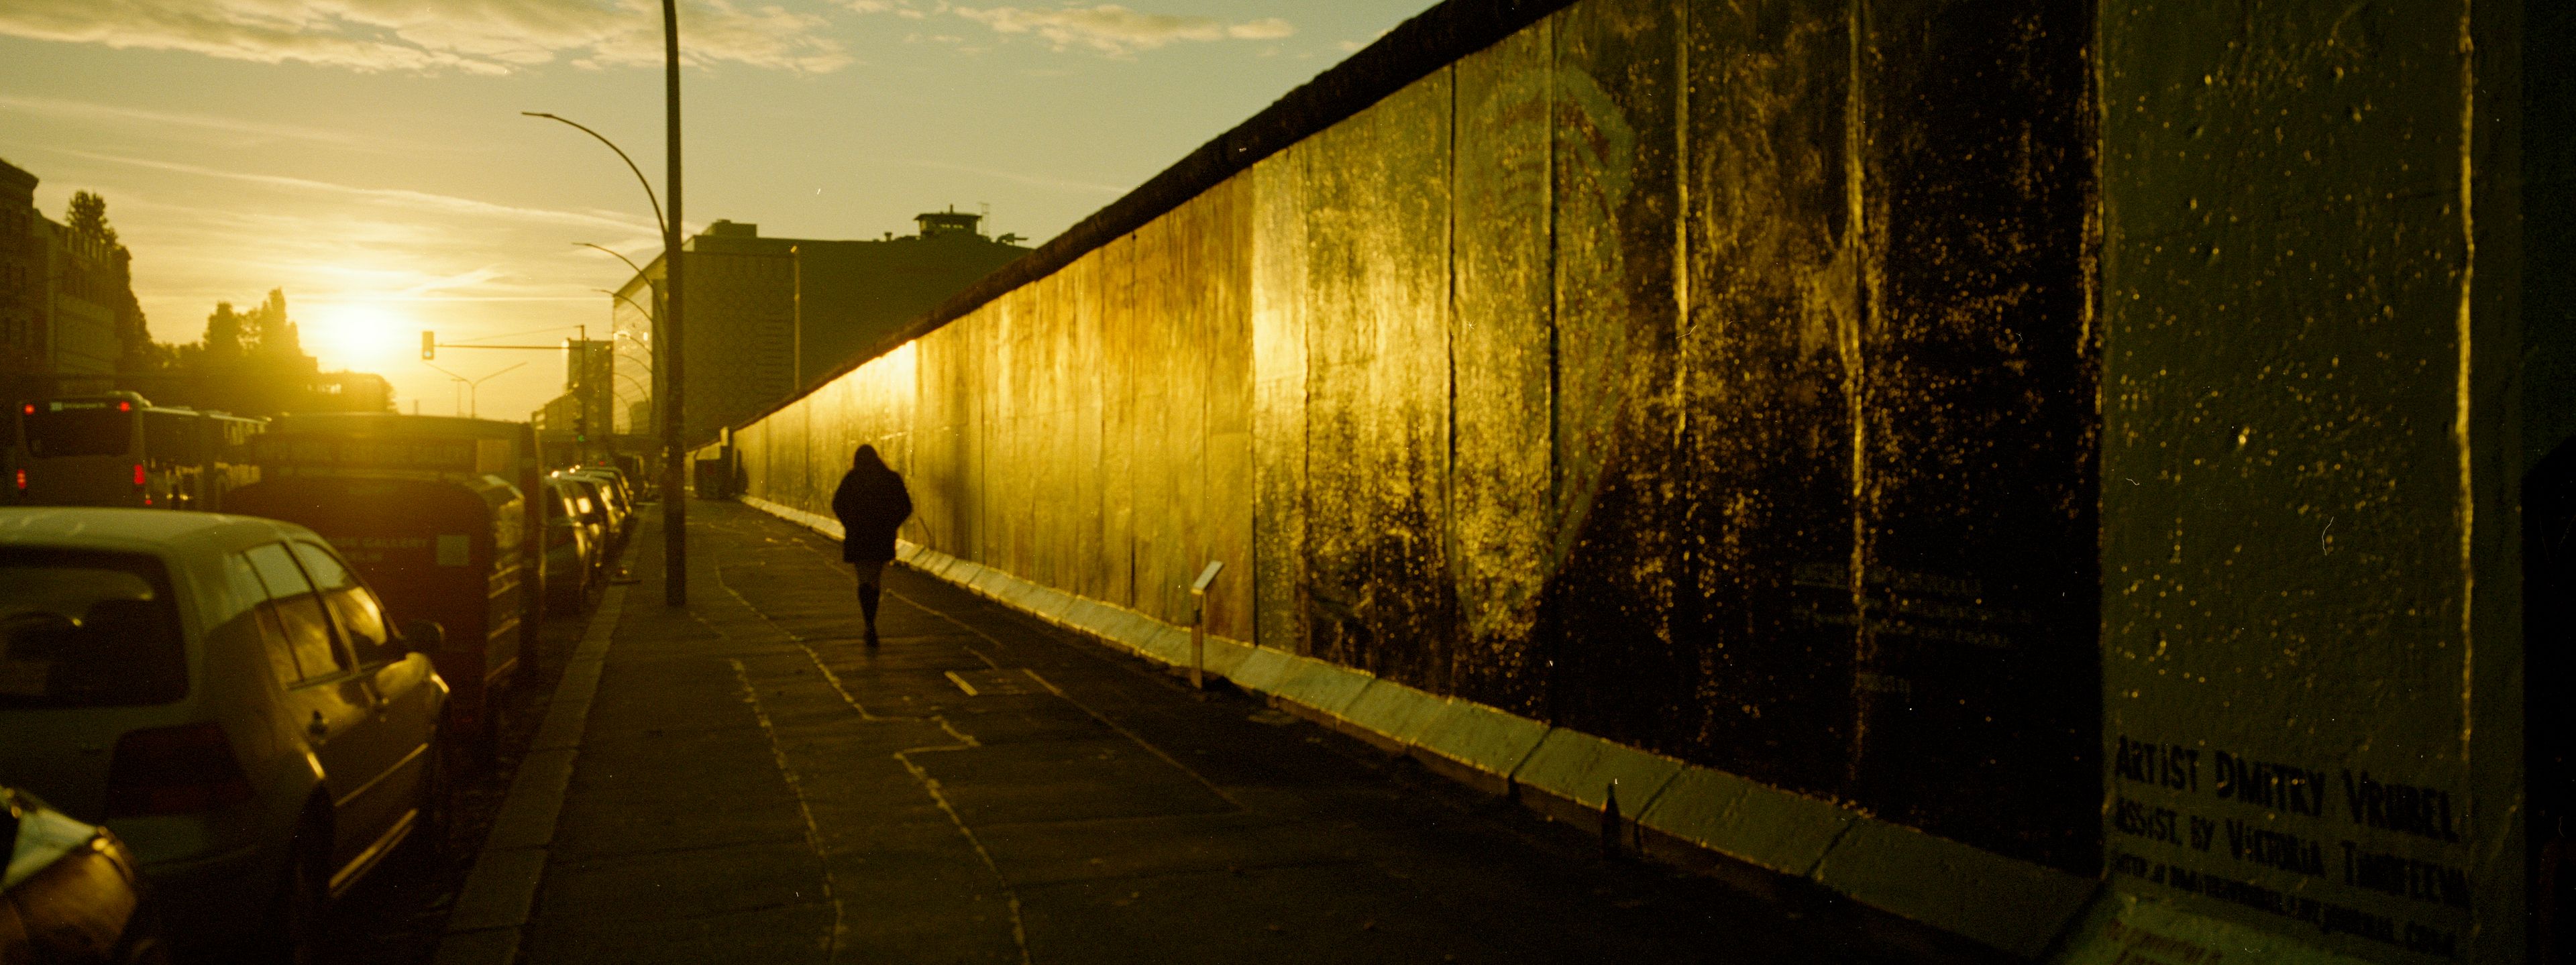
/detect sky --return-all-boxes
[0,0,1436,418]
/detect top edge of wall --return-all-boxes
[745,0,1582,429]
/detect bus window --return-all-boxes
[142,411,203,464]
[23,405,133,459]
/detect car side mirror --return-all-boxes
[399,619,446,655]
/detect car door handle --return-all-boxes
[308,711,329,738]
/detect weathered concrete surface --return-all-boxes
[729,0,2103,882]
[498,502,1944,963]
[715,0,2571,960]
[2083,2,2542,964]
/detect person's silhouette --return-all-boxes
[831,445,912,644]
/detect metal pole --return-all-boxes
[1187,561,1222,691]
[661,0,687,606]
[574,323,586,463]
[1190,594,1205,691]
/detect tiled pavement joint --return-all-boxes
[738,494,2101,960]
[431,574,628,965]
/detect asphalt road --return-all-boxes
[322,500,1945,964]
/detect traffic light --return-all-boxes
[574,413,588,444]
[421,331,435,360]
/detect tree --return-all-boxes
[203,302,244,359]
[242,288,299,356]
[65,190,117,247]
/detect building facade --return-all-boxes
[610,215,1028,445]
[0,158,129,404]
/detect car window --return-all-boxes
[0,548,186,708]
[221,552,303,687]
[291,541,394,663]
[244,543,347,682]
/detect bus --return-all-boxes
[15,392,264,510]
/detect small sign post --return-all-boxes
[1189,561,1224,690]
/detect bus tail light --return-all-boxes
[105,722,254,817]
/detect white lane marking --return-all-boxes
[727,657,845,960]
[945,670,981,697]
[755,515,1244,813]
[709,555,1029,964]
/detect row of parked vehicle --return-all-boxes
[1,408,649,963]
[542,465,637,612]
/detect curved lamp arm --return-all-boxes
[524,113,667,237]
[575,241,650,280]
[592,288,655,321]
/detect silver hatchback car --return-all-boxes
[0,508,449,958]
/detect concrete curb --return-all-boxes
[430,575,629,965]
[739,498,2102,959]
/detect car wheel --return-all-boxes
[264,817,328,965]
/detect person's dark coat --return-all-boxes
[832,447,912,563]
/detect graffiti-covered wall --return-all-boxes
[725,0,2556,960]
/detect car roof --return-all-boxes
[0,507,311,555]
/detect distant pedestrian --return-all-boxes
[830,445,912,644]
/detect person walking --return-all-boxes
[830,445,912,644]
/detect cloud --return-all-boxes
[57,149,656,235]
[936,4,1292,56]
[0,93,404,151]
[0,0,851,75]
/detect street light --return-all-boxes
[576,241,650,279]
[594,288,655,328]
[526,11,686,607]
[422,361,525,419]
[525,118,665,237]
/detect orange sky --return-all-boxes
[1,1,1427,418]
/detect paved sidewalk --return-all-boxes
[472,501,1932,964]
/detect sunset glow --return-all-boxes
[302,299,409,371]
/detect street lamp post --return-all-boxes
[523,5,686,605]
[661,0,687,607]
[423,361,525,419]
[588,291,656,442]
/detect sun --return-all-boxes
[304,300,409,370]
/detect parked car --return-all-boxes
[546,479,606,571]
[0,508,449,960]
[553,474,619,553]
[1,785,166,964]
[568,470,632,538]
[572,463,633,504]
[225,473,527,753]
[540,481,596,614]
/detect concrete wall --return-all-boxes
[2068,3,2551,964]
[725,0,2557,960]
